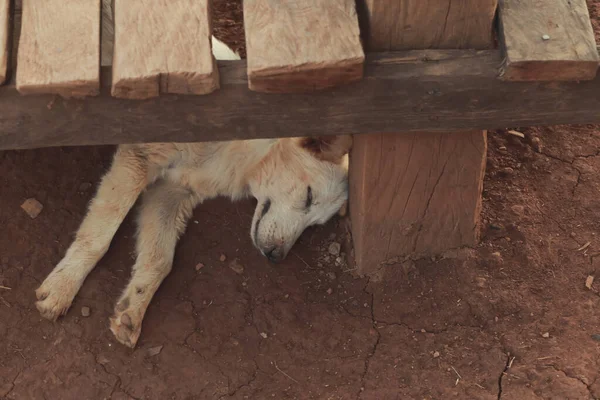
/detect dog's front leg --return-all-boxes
[36,146,158,321]
[110,182,198,348]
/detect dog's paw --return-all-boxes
[110,306,142,348]
[35,271,79,320]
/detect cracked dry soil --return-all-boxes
[2,120,600,400]
[2,1,600,399]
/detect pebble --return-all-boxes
[147,345,163,357]
[328,242,341,256]
[542,34,551,41]
[433,351,440,358]
[585,276,594,290]
[81,306,91,317]
[327,272,337,280]
[592,334,600,342]
[195,263,205,271]
[531,137,543,152]
[511,205,525,216]
[219,254,227,262]
[21,198,43,219]
[78,182,92,192]
[260,332,268,339]
[475,277,487,288]
[542,332,550,338]
[501,167,515,176]
[229,259,244,274]
[326,288,333,295]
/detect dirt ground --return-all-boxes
[2,2,600,400]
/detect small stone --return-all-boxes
[531,137,543,152]
[260,332,268,339]
[195,263,205,271]
[328,242,341,256]
[78,182,92,192]
[542,332,550,338]
[421,329,427,333]
[363,303,369,308]
[585,276,594,290]
[542,34,551,40]
[475,277,487,288]
[433,351,440,358]
[147,345,163,357]
[499,146,507,151]
[327,272,337,280]
[284,294,289,299]
[570,232,577,238]
[21,198,43,219]
[219,254,227,262]
[501,167,514,176]
[229,259,244,274]
[81,306,91,317]
[591,334,600,342]
[326,288,333,295]
[511,205,525,216]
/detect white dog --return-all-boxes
[35,38,352,348]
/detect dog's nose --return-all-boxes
[264,246,284,264]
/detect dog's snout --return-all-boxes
[264,246,284,264]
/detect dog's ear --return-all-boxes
[299,135,353,163]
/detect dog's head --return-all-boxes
[248,135,352,263]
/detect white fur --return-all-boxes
[34,40,351,348]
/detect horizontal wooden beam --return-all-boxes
[1,49,600,150]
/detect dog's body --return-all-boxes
[35,38,352,348]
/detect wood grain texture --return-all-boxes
[244,0,364,93]
[112,0,217,99]
[350,0,497,276]
[0,0,8,84]
[101,0,113,67]
[361,0,498,51]
[3,51,600,150]
[499,0,599,81]
[16,0,100,97]
[350,132,486,263]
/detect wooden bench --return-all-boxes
[1,0,598,277]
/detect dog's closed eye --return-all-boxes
[305,186,313,209]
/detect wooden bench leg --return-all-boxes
[349,131,487,276]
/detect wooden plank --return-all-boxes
[16,0,100,97]
[0,0,8,84]
[244,0,364,93]
[499,0,599,81]
[3,50,600,150]
[112,0,217,99]
[350,0,497,277]
[362,0,498,51]
[101,0,114,67]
